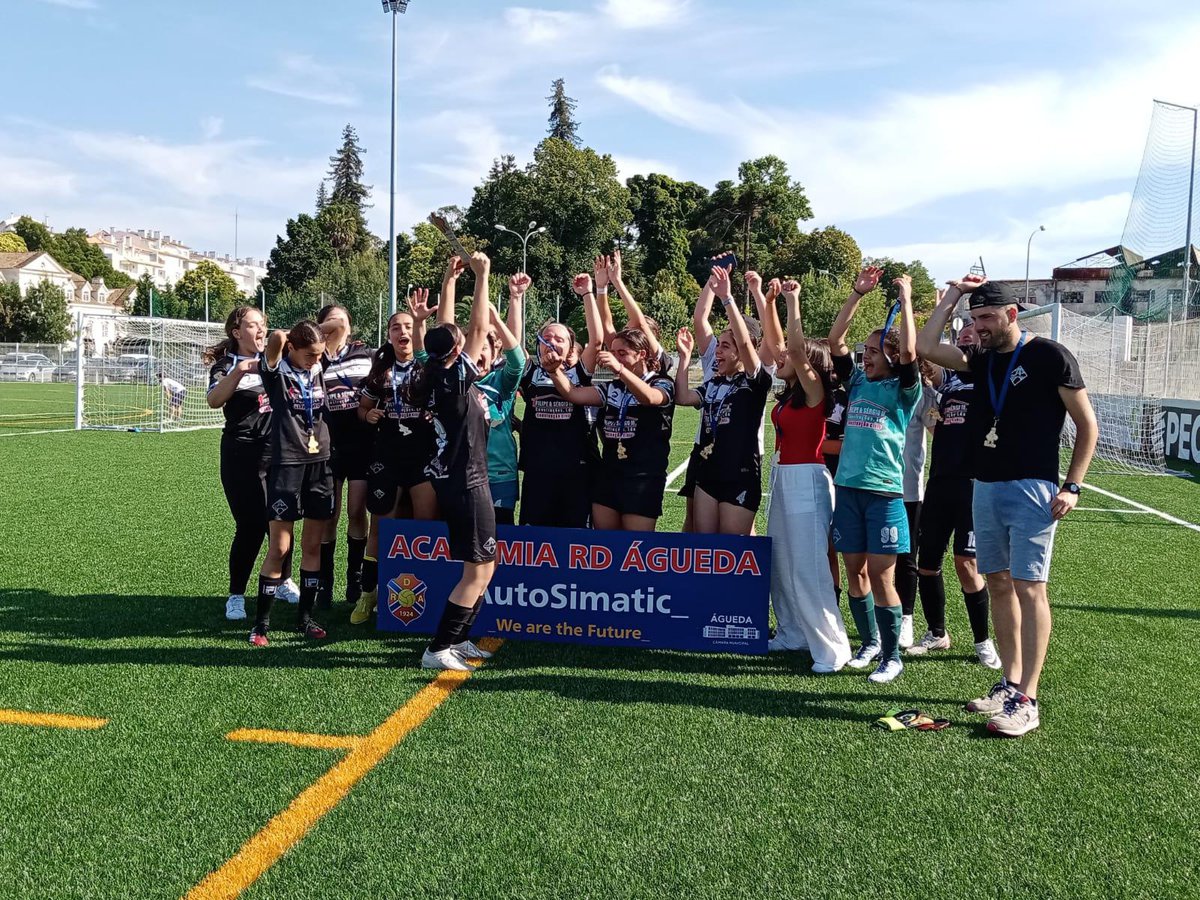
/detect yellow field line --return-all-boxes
[186,638,502,900]
[226,729,363,752]
[0,709,108,730]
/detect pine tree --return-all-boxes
[327,124,371,212]
[546,78,580,146]
[315,180,329,212]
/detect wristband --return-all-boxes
[721,297,734,306]
[597,286,609,295]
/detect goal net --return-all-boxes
[79,314,226,432]
[1017,304,1165,473]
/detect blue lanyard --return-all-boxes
[390,363,407,414]
[880,302,900,351]
[987,331,1027,419]
[705,379,733,436]
[616,385,634,437]
[294,366,315,431]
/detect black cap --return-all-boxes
[424,326,457,360]
[967,282,1018,309]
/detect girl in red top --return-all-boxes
[765,280,852,672]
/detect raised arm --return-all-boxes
[916,275,985,372]
[607,249,660,357]
[545,350,604,406]
[748,272,784,366]
[693,268,718,355]
[264,329,287,369]
[781,279,825,408]
[594,256,617,348]
[461,252,491,364]
[575,272,603,372]
[895,274,916,364]
[408,287,436,353]
[717,268,761,374]
[828,266,884,356]
[507,272,530,348]
[437,255,466,326]
[673,327,703,407]
[207,358,259,408]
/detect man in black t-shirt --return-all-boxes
[918,278,1097,737]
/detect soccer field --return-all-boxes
[1,409,1198,899]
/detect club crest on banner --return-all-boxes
[387,574,427,625]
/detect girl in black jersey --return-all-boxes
[250,321,337,647]
[315,305,374,611]
[205,306,287,622]
[673,264,771,535]
[547,326,675,532]
[350,295,437,626]
[517,272,603,529]
[406,252,498,671]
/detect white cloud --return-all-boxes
[598,0,690,29]
[610,154,680,180]
[596,24,1200,227]
[504,7,583,46]
[31,0,98,9]
[0,155,77,201]
[200,116,224,141]
[247,54,359,107]
[415,114,508,189]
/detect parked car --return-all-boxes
[108,354,158,384]
[0,352,57,382]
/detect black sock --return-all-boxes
[360,556,379,595]
[346,536,366,600]
[964,586,991,644]
[428,603,476,652]
[281,546,294,583]
[299,569,320,626]
[896,556,918,617]
[318,542,335,608]
[918,573,947,637]
[462,595,485,638]
[255,575,284,630]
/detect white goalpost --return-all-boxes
[1017,303,1166,474]
[77,314,226,433]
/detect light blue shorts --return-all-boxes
[832,486,909,555]
[972,479,1059,582]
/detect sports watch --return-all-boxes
[1060,482,1081,495]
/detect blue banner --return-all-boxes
[377,521,771,655]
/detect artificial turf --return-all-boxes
[0,406,1197,899]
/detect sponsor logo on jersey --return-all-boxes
[387,573,426,625]
[846,400,889,431]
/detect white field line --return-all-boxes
[1078,478,1200,534]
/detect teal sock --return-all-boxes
[874,604,903,662]
[848,594,878,647]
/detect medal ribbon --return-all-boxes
[705,379,733,440]
[987,331,1027,422]
[616,385,634,440]
[880,301,901,352]
[294,366,315,432]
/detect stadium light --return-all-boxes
[1025,225,1045,305]
[495,222,546,274]
[382,0,413,315]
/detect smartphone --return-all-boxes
[712,252,737,271]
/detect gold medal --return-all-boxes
[307,431,319,454]
[617,442,628,460]
[700,444,714,460]
[983,419,999,449]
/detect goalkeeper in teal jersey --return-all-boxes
[827,267,922,684]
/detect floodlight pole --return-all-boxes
[383,1,412,316]
[203,277,210,323]
[1025,225,1045,305]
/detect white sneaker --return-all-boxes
[767,637,802,652]
[421,648,472,671]
[451,640,493,660]
[225,594,247,621]
[974,639,1002,669]
[898,615,914,649]
[906,630,951,656]
[846,643,881,669]
[867,657,905,683]
[811,661,843,675]
[278,579,300,605]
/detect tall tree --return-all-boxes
[260,214,339,297]
[0,282,20,341]
[12,216,52,252]
[772,226,863,284]
[698,156,813,288]
[14,280,72,342]
[863,256,938,311]
[628,173,708,298]
[176,260,244,322]
[546,78,580,147]
[327,124,371,212]
[0,233,28,253]
[796,272,889,345]
[315,180,329,212]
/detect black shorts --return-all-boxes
[365,455,431,516]
[592,470,667,520]
[436,482,497,563]
[268,461,335,522]
[694,471,763,513]
[676,445,703,500]
[331,437,373,482]
[917,476,977,570]
[520,465,592,529]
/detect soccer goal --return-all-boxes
[75,314,226,432]
[1017,303,1166,473]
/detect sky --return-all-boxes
[5,0,1200,285]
